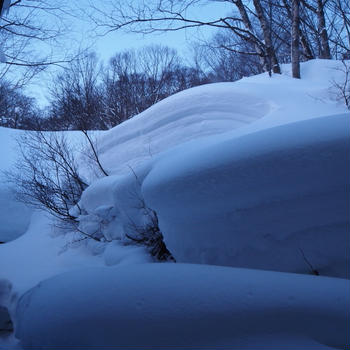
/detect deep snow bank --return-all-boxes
[143,113,349,277]
[15,264,349,349]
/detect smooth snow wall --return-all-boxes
[142,113,350,277]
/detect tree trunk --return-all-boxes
[282,0,314,60]
[316,0,331,59]
[233,0,267,72]
[253,0,281,74]
[300,33,314,60]
[292,0,301,78]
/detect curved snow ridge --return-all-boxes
[15,264,349,349]
[97,83,272,175]
[96,60,348,177]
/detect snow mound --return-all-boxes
[15,264,349,349]
[75,60,349,277]
[143,113,349,277]
[96,84,271,176]
[95,59,348,177]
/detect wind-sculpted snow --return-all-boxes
[95,84,271,176]
[75,60,349,277]
[142,113,349,277]
[15,264,349,349]
[94,59,348,177]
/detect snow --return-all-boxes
[0,59,349,349]
[0,127,95,242]
[95,84,270,176]
[94,59,348,177]
[15,264,350,349]
[77,60,349,277]
[142,113,349,276]
[0,211,151,306]
[0,188,32,243]
[0,128,33,242]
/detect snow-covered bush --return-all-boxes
[142,113,349,277]
[74,171,175,261]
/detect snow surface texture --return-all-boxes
[15,264,350,349]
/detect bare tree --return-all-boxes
[331,59,350,109]
[48,52,105,131]
[292,0,301,78]
[315,0,332,58]
[281,0,315,60]
[87,0,282,75]
[299,0,340,59]
[102,45,207,127]
[327,0,350,58]
[4,128,109,239]
[253,0,281,74]
[88,0,350,80]
[193,33,262,81]
[0,0,79,86]
[0,79,42,129]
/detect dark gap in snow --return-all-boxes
[0,306,13,334]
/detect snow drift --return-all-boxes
[142,113,349,277]
[77,60,349,277]
[94,59,348,177]
[15,264,350,349]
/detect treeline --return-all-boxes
[1,0,349,131]
[0,46,212,131]
[90,0,350,76]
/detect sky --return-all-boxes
[89,1,232,63]
[23,0,233,107]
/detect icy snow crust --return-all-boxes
[0,59,349,349]
[15,264,350,349]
